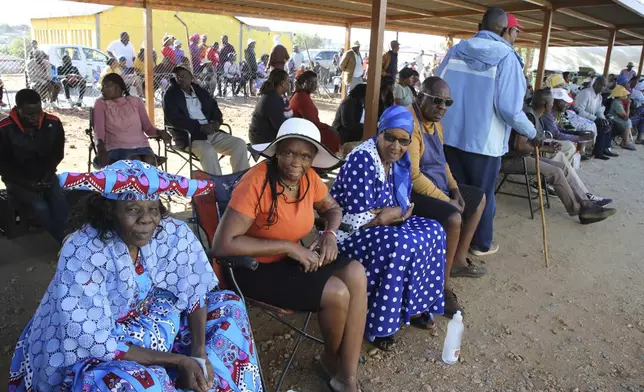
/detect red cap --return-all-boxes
[507,14,524,30]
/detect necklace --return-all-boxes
[279,179,298,192]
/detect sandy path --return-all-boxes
[1,97,643,391]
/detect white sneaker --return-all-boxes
[469,243,499,257]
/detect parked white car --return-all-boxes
[39,44,109,83]
[305,49,339,70]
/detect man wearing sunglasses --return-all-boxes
[502,14,522,46]
[435,7,539,257]
[407,77,488,316]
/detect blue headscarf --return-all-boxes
[377,105,414,213]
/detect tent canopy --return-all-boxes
[74,0,644,47]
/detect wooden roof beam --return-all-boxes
[521,0,552,8]
[240,0,370,18]
[621,30,644,40]
[432,3,542,18]
[556,8,615,28]
[553,0,614,8]
[335,0,434,17]
[426,0,486,12]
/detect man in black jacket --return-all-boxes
[57,54,86,107]
[0,89,68,242]
[163,64,248,175]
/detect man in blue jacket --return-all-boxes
[436,8,539,257]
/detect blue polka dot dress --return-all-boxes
[331,139,446,340]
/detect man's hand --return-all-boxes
[449,188,465,212]
[200,123,215,135]
[157,128,173,144]
[529,136,545,147]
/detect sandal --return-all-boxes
[372,336,397,351]
[410,312,437,331]
[328,379,368,392]
[443,288,464,318]
[450,258,487,278]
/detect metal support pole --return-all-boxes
[362,0,387,140]
[603,30,616,76]
[144,2,155,122]
[535,9,553,89]
[341,22,351,99]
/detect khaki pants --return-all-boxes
[191,132,250,176]
[545,139,576,163]
[502,151,589,216]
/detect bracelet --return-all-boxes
[323,230,337,239]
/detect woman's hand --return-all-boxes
[176,356,212,392]
[363,204,414,228]
[96,144,110,168]
[308,232,338,267]
[157,128,173,144]
[287,242,321,273]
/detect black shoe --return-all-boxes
[603,150,619,157]
[579,204,616,224]
[594,154,610,160]
[443,288,463,318]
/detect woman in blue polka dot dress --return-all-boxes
[331,105,446,351]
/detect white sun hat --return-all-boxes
[251,118,342,169]
[551,88,572,103]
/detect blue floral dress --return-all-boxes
[8,218,262,392]
[331,139,446,340]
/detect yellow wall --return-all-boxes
[31,15,96,47]
[30,6,293,60]
[98,7,292,59]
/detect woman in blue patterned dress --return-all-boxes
[330,106,446,351]
[8,161,262,392]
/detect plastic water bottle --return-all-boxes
[442,310,464,364]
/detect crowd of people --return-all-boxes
[2,7,643,392]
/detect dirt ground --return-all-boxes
[1,96,643,392]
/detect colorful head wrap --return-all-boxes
[189,33,200,43]
[376,105,413,213]
[616,75,630,85]
[58,160,214,200]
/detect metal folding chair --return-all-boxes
[190,169,350,392]
[163,123,232,177]
[495,153,550,220]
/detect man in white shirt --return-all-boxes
[415,50,424,78]
[291,45,305,70]
[574,76,616,160]
[107,32,135,68]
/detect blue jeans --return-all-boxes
[6,180,68,242]
[444,146,501,252]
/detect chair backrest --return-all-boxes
[191,169,248,287]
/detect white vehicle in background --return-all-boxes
[304,49,339,70]
[39,44,109,84]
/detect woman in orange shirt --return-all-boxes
[290,70,341,153]
[213,118,367,392]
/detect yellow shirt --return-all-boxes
[133,58,145,74]
[407,105,457,202]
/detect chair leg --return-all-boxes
[523,161,534,220]
[88,147,92,173]
[495,173,508,194]
[275,312,314,392]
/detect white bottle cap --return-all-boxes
[453,310,463,321]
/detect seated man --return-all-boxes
[574,76,616,160]
[0,89,67,242]
[163,64,249,175]
[503,88,616,224]
[548,88,596,159]
[26,51,60,107]
[407,77,488,315]
[57,54,86,107]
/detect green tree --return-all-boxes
[293,33,325,49]
[0,37,29,59]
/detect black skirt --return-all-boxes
[233,255,353,312]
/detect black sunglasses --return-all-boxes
[421,92,454,107]
[383,132,412,146]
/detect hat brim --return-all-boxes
[251,134,343,169]
[557,94,573,103]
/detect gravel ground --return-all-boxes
[1,96,643,392]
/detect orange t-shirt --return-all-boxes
[228,161,328,263]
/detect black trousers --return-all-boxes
[62,79,86,99]
[593,118,612,156]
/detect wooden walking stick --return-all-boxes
[534,145,550,268]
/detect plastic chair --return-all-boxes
[190,169,351,392]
